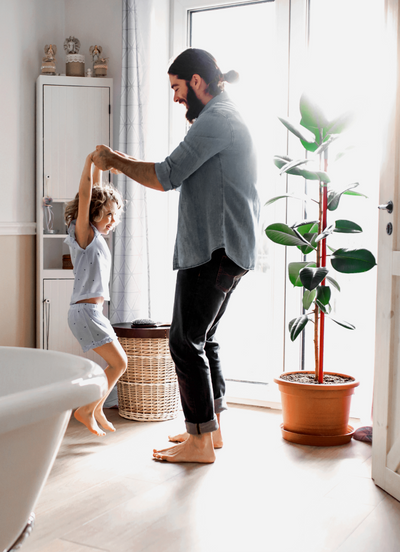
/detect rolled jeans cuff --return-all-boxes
[186,415,219,435]
[215,396,228,414]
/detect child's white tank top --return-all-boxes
[64,220,111,305]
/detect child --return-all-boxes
[64,153,127,436]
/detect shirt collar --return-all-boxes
[198,91,230,117]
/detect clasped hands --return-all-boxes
[91,145,133,174]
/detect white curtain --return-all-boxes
[110,0,152,325]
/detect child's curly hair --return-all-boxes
[64,183,124,227]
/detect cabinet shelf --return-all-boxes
[43,269,74,279]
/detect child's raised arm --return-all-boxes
[92,164,103,186]
[75,153,95,249]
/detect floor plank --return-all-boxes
[18,405,399,552]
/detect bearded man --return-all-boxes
[92,48,260,464]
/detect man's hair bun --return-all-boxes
[222,70,239,84]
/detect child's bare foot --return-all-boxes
[74,408,105,436]
[153,434,216,464]
[168,428,223,449]
[94,407,116,432]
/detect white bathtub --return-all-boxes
[0,346,107,552]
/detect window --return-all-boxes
[171,0,384,415]
[189,0,286,404]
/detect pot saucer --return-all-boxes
[280,424,355,446]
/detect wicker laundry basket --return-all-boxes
[113,324,180,421]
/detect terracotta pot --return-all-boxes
[274,371,360,446]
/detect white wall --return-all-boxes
[0,0,123,226]
[64,0,123,153]
[0,0,65,225]
[0,0,172,345]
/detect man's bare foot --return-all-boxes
[168,431,189,443]
[74,408,105,436]
[168,429,223,449]
[94,407,116,432]
[212,427,223,449]
[153,434,216,463]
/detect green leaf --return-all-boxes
[264,193,311,207]
[273,155,292,170]
[298,233,317,255]
[265,223,311,247]
[288,315,310,341]
[316,285,331,305]
[298,232,318,255]
[314,135,339,156]
[343,190,368,198]
[292,220,319,232]
[328,315,356,330]
[316,301,332,314]
[326,111,354,135]
[289,261,317,287]
[296,168,330,183]
[278,117,316,144]
[315,224,335,243]
[294,222,319,254]
[303,289,316,310]
[330,248,377,273]
[272,155,330,182]
[334,220,362,233]
[327,183,359,211]
[335,145,355,162]
[299,266,329,290]
[279,158,310,176]
[299,94,329,135]
[326,276,341,291]
[300,137,320,153]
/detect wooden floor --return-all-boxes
[20,405,400,552]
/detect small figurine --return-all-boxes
[41,44,57,75]
[44,44,56,62]
[64,36,80,55]
[89,45,102,64]
[90,45,108,77]
[65,37,85,77]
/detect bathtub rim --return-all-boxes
[0,346,107,435]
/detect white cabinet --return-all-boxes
[36,75,113,366]
[42,279,110,366]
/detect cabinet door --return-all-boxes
[43,85,110,200]
[43,279,107,368]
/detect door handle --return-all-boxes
[378,200,393,213]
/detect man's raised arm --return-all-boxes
[92,145,165,192]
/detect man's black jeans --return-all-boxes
[169,249,248,435]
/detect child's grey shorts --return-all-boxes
[68,303,117,353]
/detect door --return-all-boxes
[372,0,400,500]
[43,84,110,200]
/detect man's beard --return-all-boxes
[185,83,205,123]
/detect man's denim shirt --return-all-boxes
[155,91,260,271]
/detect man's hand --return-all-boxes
[92,145,116,171]
[91,146,164,192]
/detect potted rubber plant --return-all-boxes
[265,93,377,446]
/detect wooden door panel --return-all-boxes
[372,0,400,501]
